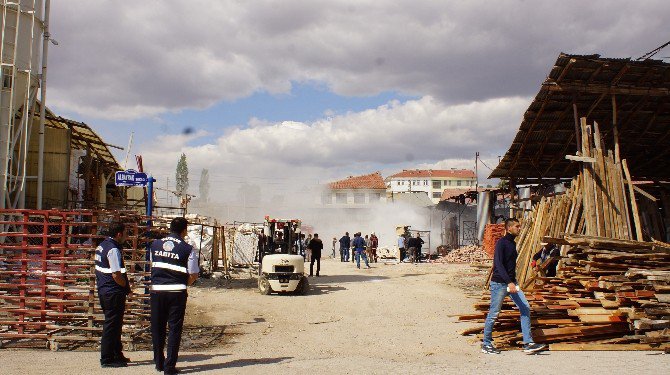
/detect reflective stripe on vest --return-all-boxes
[95,265,127,274]
[152,261,188,274]
[151,284,187,291]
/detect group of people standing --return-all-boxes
[338,232,378,268]
[397,232,424,263]
[95,217,200,374]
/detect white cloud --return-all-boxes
[138,95,527,197]
[47,0,670,120]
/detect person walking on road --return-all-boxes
[332,237,337,258]
[309,233,324,277]
[95,222,131,368]
[482,218,546,355]
[352,232,370,269]
[339,232,351,262]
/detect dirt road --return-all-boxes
[1,258,666,374]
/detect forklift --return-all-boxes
[257,217,309,295]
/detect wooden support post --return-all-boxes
[622,159,643,241]
[573,101,581,152]
[612,94,620,163]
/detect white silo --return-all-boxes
[0,0,44,209]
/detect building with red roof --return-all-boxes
[323,172,387,206]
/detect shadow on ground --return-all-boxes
[308,284,347,295]
[312,274,389,284]
[179,356,293,373]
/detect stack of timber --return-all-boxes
[461,235,670,351]
[461,118,670,350]
[482,224,505,257]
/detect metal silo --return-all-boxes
[0,0,44,209]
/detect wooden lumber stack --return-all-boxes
[463,118,670,351]
[482,224,505,257]
[511,118,656,287]
[460,235,670,350]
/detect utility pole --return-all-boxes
[37,0,52,209]
[475,152,479,193]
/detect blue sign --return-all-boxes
[115,169,149,187]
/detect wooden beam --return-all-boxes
[629,183,658,202]
[555,58,576,83]
[612,94,620,163]
[549,343,670,351]
[544,83,670,96]
[507,95,552,175]
[536,105,572,158]
[622,159,644,240]
[566,155,596,163]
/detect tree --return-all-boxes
[175,153,189,196]
[199,169,210,203]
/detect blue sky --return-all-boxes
[73,82,416,164]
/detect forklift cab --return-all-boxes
[257,217,309,295]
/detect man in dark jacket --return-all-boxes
[339,232,351,262]
[95,222,131,368]
[308,233,324,276]
[482,218,546,355]
[414,233,424,263]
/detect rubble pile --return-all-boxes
[440,245,492,264]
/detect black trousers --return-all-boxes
[99,292,126,364]
[310,250,321,276]
[151,291,188,371]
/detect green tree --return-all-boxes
[175,153,189,196]
[199,169,210,203]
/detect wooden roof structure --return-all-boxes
[491,53,670,182]
[34,102,122,169]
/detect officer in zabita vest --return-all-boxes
[149,217,200,375]
[95,222,131,368]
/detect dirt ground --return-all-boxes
[1,258,667,374]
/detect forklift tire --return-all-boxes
[295,276,309,295]
[258,275,272,295]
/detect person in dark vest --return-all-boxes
[308,233,324,277]
[149,217,200,375]
[95,222,131,368]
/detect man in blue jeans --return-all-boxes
[352,232,370,269]
[339,232,351,262]
[482,218,546,354]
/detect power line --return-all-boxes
[478,158,495,171]
[637,39,670,60]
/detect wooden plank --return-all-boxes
[549,343,670,351]
[566,155,596,163]
[622,159,644,241]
